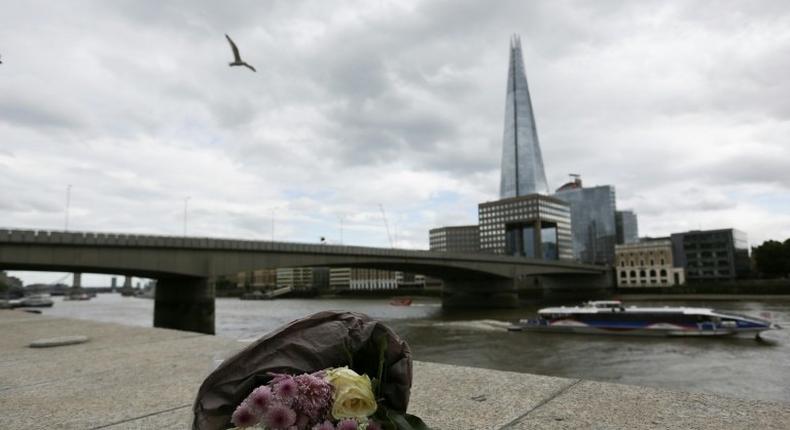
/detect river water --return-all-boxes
[41,294,790,403]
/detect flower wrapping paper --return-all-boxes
[192,311,413,430]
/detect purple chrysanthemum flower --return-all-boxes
[312,420,334,430]
[275,377,299,400]
[246,385,274,414]
[366,419,382,430]
[337,418,358,430]
[231,402,258,428]
[292,373,334,420]
[264,402,297,429]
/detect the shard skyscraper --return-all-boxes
[499,35,549,198]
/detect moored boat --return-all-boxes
[509,300,781,338]
[18,294,54,308]
[389,297,413,306]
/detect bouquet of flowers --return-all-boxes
[192,311,430,430]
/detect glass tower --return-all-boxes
[554,184,618,265]
[499,35,549,198]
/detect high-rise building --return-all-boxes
[499,35,549,198]
[429,225,480,252]
[670,229,750,282]
[553,176,617,265]
[616,210,639,245]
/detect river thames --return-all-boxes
[41,293,790,403]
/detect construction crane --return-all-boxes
[378,204,394,248]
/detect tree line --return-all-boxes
[752,239,790,278]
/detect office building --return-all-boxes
[478,194,573,260]
[499,35,549,198]
[616,210,639,245]
[670,229,750,282]
[429,225,480,252]
[615,239,685,287]
[553,177,617,265]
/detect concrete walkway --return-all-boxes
[1,310,788,429]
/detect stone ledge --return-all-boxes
[1,311,788,429]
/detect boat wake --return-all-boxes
[426,319,512,332]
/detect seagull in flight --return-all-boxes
[225,34,256,72]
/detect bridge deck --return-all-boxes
[1,310,787,429]
[0,228,603,272]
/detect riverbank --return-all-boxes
[2,309,789,429]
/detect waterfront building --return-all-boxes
[499,34,549,198]
[615,238,685,287]
[670,229,750,282]
[329,268,426,291]
[236,267,324,291]
[429,225,480,252]
[236,269,277,289]
[616,210,639,245]
[553,176,617,265]
[478,194,573,260]
[329,268,398,291]
[276,268,314,291]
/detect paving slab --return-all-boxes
[409,361,578,430]
[1,334,241,391]
[100,406,193,429]
[508,379,790,430]
[0,312,203,366]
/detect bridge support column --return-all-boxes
[441,278,519,309]
[154,277,215,335]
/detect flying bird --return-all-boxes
[225,34,256,72]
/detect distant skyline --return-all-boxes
[2,1,790,285]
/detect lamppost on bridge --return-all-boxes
[64,184,72,231]
[183,196,191,236]
[338,214,345,245]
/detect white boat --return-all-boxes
[509,300,781,338]
[18,294,54,308]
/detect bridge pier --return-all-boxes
[153,277,215,335]
[441,278,519,309]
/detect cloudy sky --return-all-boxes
[2,1,790,285]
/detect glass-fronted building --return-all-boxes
[670,229,750,282]
[553,180,617,265]
[429,225,480,253]
[616,210,639,245]
[499,34,550,198]
[479,194,573,261]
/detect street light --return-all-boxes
[338,214,345,245]
[64,184,72,231]
[183,196,191,236]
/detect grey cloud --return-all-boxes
[0,98,84,131]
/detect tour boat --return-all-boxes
[508,300,781,338]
